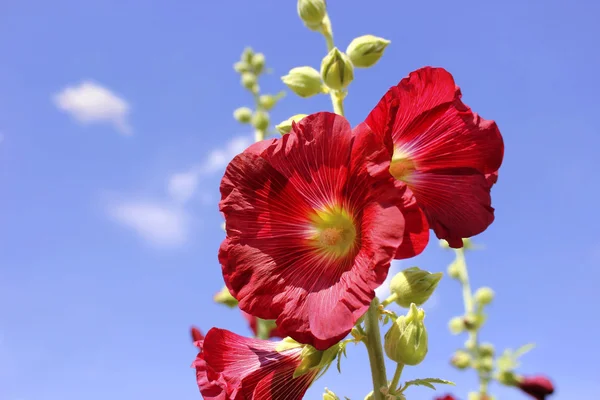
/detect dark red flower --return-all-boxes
[219,112,428,350]
[518,375,555,400]
[435,395,458,400]
[365,67,504,248]
[191,326,204,344]
[192,327,319,400]
[241,311,285,339]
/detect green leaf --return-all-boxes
[514,343,535,358]
[401,378,455,391]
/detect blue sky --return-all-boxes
[1,0,598,399]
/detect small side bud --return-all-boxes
[389,267,443,308]
[476,356,494,373]
[241,72,257,90]
[323,388,340,400]
[213,286,238,308]
[251,111,269,131]
[276,114,308,135]
[346,35,391,68]
[258,92,284,110]
[474,287,495,306]
[479,342,495,357]
[464,337,477,351]
[384,303,428,365]
[497,370,519,386]
[252,53,266,74]
[451,350,472,369]
[233,107,252,123]
[448,316,466,335]
[297,0,326,29]
[294,343,338,378]
[281,66,323,98]
[447,260,462,279]
[241,47,254,64]
[233,61,251,74]
[321,48,354,90]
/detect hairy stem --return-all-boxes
[389,363,405,393]
[364,298,388,400]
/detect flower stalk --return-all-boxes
[364,298,388,400]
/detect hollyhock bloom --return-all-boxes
[192,327,328,400]
[219,112,428,350]
[435,395,458,400]
[518,375,555,400]
[365,67,504,248]
[241,311,285,339]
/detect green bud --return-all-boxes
[258,92,284,111]
[213,286,238,308]
[439,239,451,249]
[464,313,486,330]
[297,0,326,28]
[241,47,254,64]
[451,350,472,369]
[476,356,494,373]
[449,316,466,335]
[346,35,391,68]
[447,260,462,279]
[241,72,257,90]
[233,107,252,123]
[281,66,323,98]
[321,48,354,90]
[251,111,269,131]
[389,267,443,308]
[479,342,495,357]
[293,343,338,378]
[384,303,428,365]
[465,337,477,351]
[323,388,340,400]
[276,114,308,135]
[233,61,251,74]
[474,287,495,306]
[252,53,266,74]
[497,370,519,386]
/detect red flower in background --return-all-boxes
[241,311,285,339]
[192,328,318,400]
[219,112,428,350]
[435,395,458,400]
[365,67,504,248]
[518,375,555,400]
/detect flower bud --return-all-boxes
[474,287,494,306]
[447,260,462,279]
[233,107,252,123]
[258,92,284,111]
[384,303,428,365]
[282,66,323,98]
[321,48,354,90]
[389,267,443,308]
[346,35,391,68]
[497,370,519,386]
[241,47,254,64]
[473,356,494,373]
[252,53,266,74]
[323,388,340,400]
[241,72,257,90]
[233,61,251,74]
[294,343,338,378]
[213,286,238,308]
[449,316,466,334]
[517,375,555,399]
[251,110,269,131]
[451,350,472,369]
[464,337,477,351]
[276,114,308,135]
[297,0,326,28]
[479,342,495,357]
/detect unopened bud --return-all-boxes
[213,286,238,308]
[252,53,266,74]
[323,388,340,400]
[474,287,494,306]
[233,107,252,123]
[276,114,308,135]
[389,267,442,308]
[294,343,338,378]
[259,92,284,111]
[241,47,254,64]
[497,370,519,386]
[282,66,323,98]
[449,316,466,334]
[464,313,486,330]
[451,350,472,369]
[346,35,390,68]
[479,343,495,357]
[241,72,257,90]
[233,61,251,74]
[321,48,354,90]
[297,0,326,28]
[251,111,269,131]
[447,260,462,279]
[465,337,477,351]
[384,303,428,365]
[476,356,494,373]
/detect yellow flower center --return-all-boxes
[308,205,357,258]
[389,148,416,182]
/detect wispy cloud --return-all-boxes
[107,135,251,247]
[107,201,188,248]
[53,81,132,135]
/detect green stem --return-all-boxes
[381,293,398,307]
[389,363,405,393]
[318,15,345,116]
[364,298,388,400]
[252,91,266,142]
[331,92,345,116]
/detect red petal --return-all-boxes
[219,112,406,349]
[365,67,504,244]
[394,185,429,258]
[191,326,204,347]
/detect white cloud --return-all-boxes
[166,135,252,205]
[376,260,402,300]
[108,201,188,248]
[53,81,132,135]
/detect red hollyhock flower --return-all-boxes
[365,67,504,248]
[219,112,428,350]
[192,327,320,400]
[435,395,458,400]
[241,311,285,339]
[518,375,555,400]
